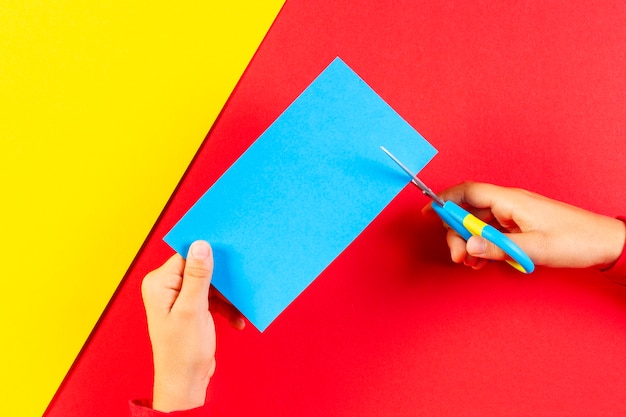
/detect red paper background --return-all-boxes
[46,1,626,416]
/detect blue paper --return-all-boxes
[164,57,437,331]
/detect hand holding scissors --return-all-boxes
[381,147,535,274]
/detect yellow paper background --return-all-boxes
[0,1,284,415]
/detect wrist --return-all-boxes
[152,372,210,413]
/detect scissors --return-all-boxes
[380,146,534,274]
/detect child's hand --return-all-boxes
[141,240,244,412]
[423,182,625,270]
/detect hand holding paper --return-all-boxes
[141,240,245,412]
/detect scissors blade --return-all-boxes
[380,146,444,206]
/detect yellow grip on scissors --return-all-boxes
[461,213,487,236]
[460,210,531,273]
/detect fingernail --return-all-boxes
[467,237,487,256]
[236,317,246,330]
[190,240,210,260]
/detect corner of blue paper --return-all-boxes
[164,57,437,331]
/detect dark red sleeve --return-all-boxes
[602,216,626,284]
[129,400,209,417]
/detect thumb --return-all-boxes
[177,240,214,307]
[466,233,541,265]
[466,236,505,260]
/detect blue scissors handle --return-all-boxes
[432,201,535,274]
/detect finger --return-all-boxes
[209,295,246,330]
[422,189,495,225]
[141,254,185,312]
[446,229,468,264]
[466,233,543,266]
[177,240,214,308]
[463,253,485,269]
[438,182,501,208]
[466,235,508,261]
[421,202,437,217]
[471,258,489,270]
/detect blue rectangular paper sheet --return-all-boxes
[164,57,437,331]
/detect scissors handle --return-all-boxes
[432,201,535,274]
